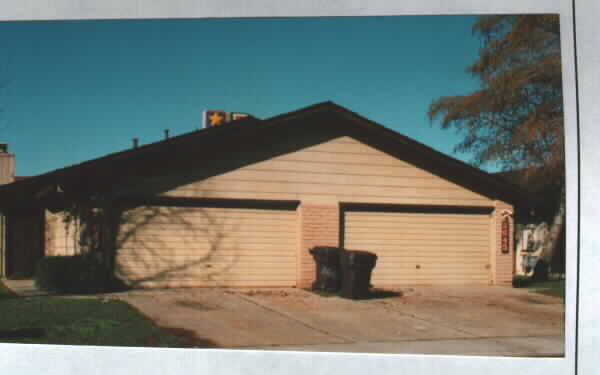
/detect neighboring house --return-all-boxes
[0,102,525,288]
[494,169,564,277]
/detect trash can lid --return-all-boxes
[343,250,377,264]
[309,246,342,256]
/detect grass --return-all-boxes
[512,275,565,299]
[0,280,193,347]
[529,280,565,299]
[0,281,17,299]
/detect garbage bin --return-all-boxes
[339,250,378,299]
[309,246,343,292]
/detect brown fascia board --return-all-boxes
[0,100,525,208]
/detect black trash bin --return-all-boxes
[309,246,343,292]
[339,250,378,299]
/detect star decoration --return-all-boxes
[209,112,224,126]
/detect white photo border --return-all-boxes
[0,1,595,374]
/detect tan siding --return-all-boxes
[135,280,298,288]
[44,211,56,256]
[160,136,492,206]
[46,211,81,256]
[249,159,445,178]
[116,131,501,288]
[116,206,297,287]
[344,211,492,286]
[0,153,15,185]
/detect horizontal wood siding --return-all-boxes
[160,136,492,206]
[0,153,15,185]
[46,211,81,256]
[116,206,297,287]
[344,211,492,286]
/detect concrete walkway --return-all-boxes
[2,279,51,297]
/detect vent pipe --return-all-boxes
[132,138,139,148]
[164,129,170,140]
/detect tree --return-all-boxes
[427,15,564,278]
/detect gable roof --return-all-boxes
[0,101,526,211]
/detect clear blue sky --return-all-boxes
[0,15,485,177]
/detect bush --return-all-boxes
[512,275,533,288]
[531,259,550,282]
[35,255,114,294]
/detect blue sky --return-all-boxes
[0,15,484,177]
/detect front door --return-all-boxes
[6,209,45,279]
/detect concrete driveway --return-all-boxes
[113,285,564,356]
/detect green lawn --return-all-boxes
[0,281,16,299]
[513,275,565,299]
[529,280,565,299]
[0,280,191,347]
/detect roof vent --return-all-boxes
[164,129,170,140]
[132,138,139,148]
[0,143,7,153]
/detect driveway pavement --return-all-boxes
[111,285,564,356]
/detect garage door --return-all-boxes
[116,205,297,287]
[343,210,492,285]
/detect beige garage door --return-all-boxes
[344,210,492,285]
[116,205,297,287]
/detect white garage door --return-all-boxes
[344,210,492,285]
[116,205,297,287]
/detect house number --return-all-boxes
[501,216,510,253]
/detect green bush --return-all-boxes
[35,255,113,294]
[512,275,533,288]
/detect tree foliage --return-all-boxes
[428,15,563,184]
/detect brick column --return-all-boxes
[296,202,340,288]
[493,201,515,285]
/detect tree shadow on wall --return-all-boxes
[102,202,244,290]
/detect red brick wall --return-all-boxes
[296,203,340,288]
[493,201,515,285]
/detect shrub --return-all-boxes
[35,254,114,294]
[531,259,550,282]
[512,275,533,288]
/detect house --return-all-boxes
[0,102,524,288]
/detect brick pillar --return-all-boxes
[493,201,515,285]
[296,202,340,288]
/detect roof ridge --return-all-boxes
[0,101,525,208]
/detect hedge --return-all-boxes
[35,255,119,294]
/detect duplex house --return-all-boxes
[0,102,523,288]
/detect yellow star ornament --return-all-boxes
[209,112,224,126]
